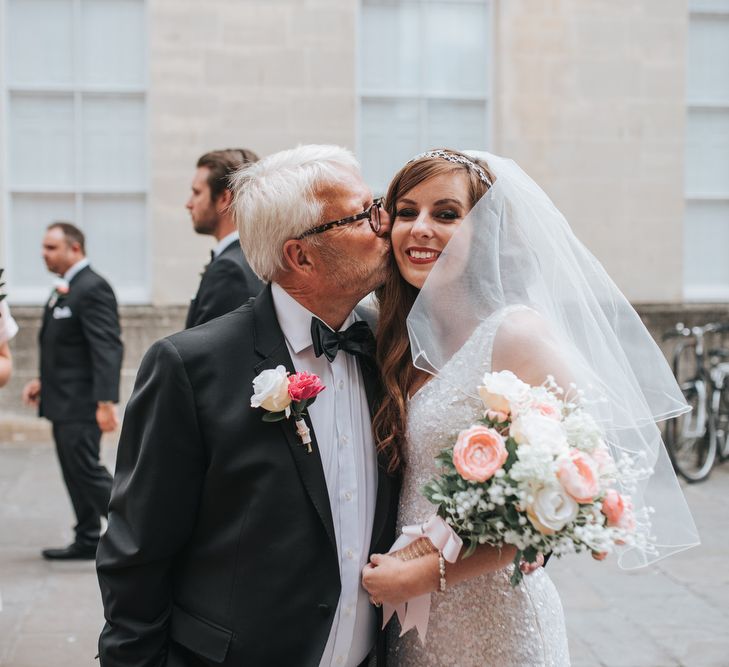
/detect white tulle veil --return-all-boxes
[406,151,699,568]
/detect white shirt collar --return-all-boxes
[270,282,357,355]
[213,231,240,258]
[63,258,90,283]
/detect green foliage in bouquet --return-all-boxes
[422,420,540,585]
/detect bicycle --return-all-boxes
[662,321,729,482]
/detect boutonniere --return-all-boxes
[250,366,326,453]
[49,278,70,308]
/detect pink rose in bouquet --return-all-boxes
[602,489,636,534]
[534,401,561,420]
[557,449,599,503]
[453,425,508,483]
[288,371,326,402]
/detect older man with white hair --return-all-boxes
[97,145,398,667]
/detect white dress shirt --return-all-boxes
[63,257,90,283]
[212,231,239,258]
[271,283,377,667]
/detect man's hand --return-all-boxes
[22,378,41,406]
[96,402,119,432]
[362,552,439,607]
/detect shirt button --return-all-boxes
[338,380,345,390]
[336,657,345,666]
[344,605,353,616]
[344,491,353,501]
[345,548,354,559]
[341,434,349,445]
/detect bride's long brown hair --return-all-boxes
[373,150,494,473]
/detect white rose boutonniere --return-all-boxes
[250,366,326,453]
[251,365,292,416]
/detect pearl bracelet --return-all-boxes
[438,551,446,592]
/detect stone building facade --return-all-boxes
[1,0,728,426]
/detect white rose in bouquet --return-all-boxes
[478,370,530,415]
[510,411,568,454]
[250,365,292,414]
[526,484,579,535]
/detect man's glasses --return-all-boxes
[296,198,384,240]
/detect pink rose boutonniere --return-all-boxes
[49,278,70,308]
[250,366,326,453]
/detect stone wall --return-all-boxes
[0,305,186,440]
[4,301,729,440]
[494,0,687,302]
[147,0,358,306]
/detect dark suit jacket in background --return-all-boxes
[97,285,399,667]
[185,240,263,329]
[39,265,123,422]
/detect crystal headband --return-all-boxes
[407,150,492,186]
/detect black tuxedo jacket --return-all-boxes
[185,240,263,329]
[39,265,123,423]
[97,285,399,667]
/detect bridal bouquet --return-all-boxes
[423,370,650,586]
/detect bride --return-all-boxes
[362,149,699,666]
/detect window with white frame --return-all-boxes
[358,0,492,194]
[684,1,729,300]
[3,0,148,303]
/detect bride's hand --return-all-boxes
[361,553,439,606]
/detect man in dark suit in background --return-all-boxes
[97,145,398,666]
[23,222,123,560]
[184,148,263,328]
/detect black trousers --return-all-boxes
[52,420,113,546]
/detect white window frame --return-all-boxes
[1,0,150,304]
[684,4,729,301]
[355,0,494,193]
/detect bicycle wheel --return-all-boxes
[665,382,716,482]
[712,385,729,462]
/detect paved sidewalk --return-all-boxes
[1,438,727,666]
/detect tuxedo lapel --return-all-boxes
[252,285,337,554]
[40,300,52,340]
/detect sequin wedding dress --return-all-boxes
[388,307,570,667]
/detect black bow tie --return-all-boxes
[311,318,376,363]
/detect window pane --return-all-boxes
[7,0,73,85]
[81,95,146,190]
[361,98,421,194]
[684,201,729,291]
[9,194,77,290]
[82,195,147,291]
[686,109,729,196]
[360,0,420,93]
[687,16,729,102]
[9,94,75,189]
[80,0,146,86]
[689,1,729,11]
[423,1,489,95]
[425,99,488,152]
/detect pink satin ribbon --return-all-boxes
[382,514,463,643]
